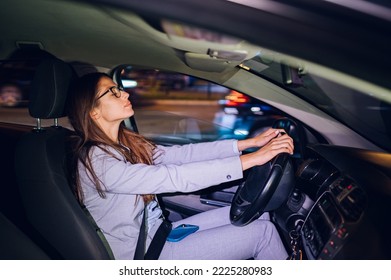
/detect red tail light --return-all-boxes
[225,91,250,106]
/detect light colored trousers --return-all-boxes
[159,206,288,260]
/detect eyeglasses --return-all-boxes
[96,85,124,100]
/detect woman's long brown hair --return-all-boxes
[67,72,155,204]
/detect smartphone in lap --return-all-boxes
[167,224,199,242]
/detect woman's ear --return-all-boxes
[90,108,100,120]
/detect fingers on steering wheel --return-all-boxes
[272,134,293,144]
[270,139,294,154]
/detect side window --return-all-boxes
[119,67,284,144]
[0,60,34,125]
[0,50,68,128]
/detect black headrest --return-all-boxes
[29,58,76,119]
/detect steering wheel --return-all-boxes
[230,121,295,226]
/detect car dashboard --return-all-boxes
[160,139,391,260]
[286,144,391,260]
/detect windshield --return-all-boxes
[242,58,391,151]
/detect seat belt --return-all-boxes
[134,208,172,260]
[134,211,146,260]
[144,218,172,259]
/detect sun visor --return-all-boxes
[184,53,231,72]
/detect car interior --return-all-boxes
[1,0,391,260]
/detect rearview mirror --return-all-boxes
[281,63,304,87]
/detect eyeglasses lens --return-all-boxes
[110,86,121,98]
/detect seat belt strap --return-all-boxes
[144,219,172,259]
[134,210,146,260]
[134,208,172,260]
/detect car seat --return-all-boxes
[0,212,50,260]
[14,58,113,259]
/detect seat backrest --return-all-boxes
[14,58,112,259]
[0,212,50,260]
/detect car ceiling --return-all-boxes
[0,1,171,67]
[0,0,255,84]
[88,0,391,91]
[2,0,391,91]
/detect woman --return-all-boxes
[67,72,294,260]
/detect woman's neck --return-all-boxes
[97,121,120,143]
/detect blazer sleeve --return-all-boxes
[153,139,240,165]
[82,146,243,195]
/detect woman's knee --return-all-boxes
[251,220,279,238]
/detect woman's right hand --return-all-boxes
[240,133,294,171]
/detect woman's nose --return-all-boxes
[122,91,129,99]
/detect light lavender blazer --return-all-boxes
[79,139,243,259]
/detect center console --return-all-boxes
[301,176,367,259]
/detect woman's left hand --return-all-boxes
[251,128,287,147]
[239,133,294,170]
[237,128,287,151]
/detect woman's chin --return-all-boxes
[127,109,135,118]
